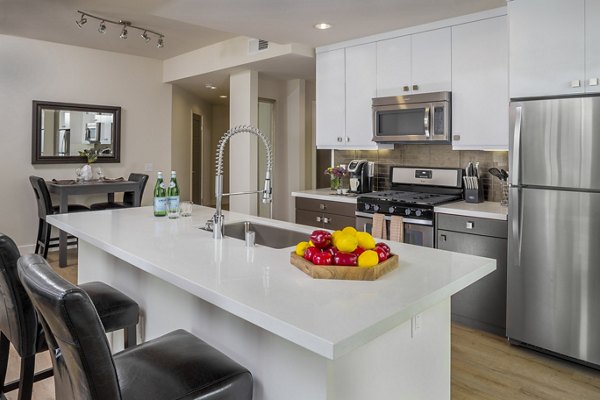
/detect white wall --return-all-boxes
[0,34,172,249]
[171,85,213,205]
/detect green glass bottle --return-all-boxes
[167,170,180,212]
[153,171,167,217]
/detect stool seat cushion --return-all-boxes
[114,329,252,400]
[79,282,139,333]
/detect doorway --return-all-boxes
[192,113,202,205]
[257,99,275,218]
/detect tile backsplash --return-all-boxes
[333,145,509,202]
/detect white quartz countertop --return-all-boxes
[434,201,508,221]
[291,188,357,204]
[47,206,495,360]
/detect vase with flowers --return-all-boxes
[78,149,98,181]
[324,165,347,194]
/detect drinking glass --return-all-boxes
[96,167,104,181]
[75,168,82,182]
[180,201,193,217]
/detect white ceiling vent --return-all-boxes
[249,39,269,53]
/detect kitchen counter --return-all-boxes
[291,188,357,204]
[434,200,508,220]
[47,206,495,400]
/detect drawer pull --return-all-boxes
[319,203,326,210]
[323,217,331,224]
[316,216,322,223]
[440,234,447,241]
[466,221,474,230]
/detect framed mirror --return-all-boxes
[32,100,121,164]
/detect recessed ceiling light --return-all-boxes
[204,84,217,90]
[314,23,332,30]
[219,95,228,99]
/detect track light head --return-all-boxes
[141,31,150,43]
[120,25,128,39]
[98,20,106,34]
[76,15,87,28]
[157,36,164,48]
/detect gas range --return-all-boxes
[355,167,464,222]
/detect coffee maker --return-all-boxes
[347,160,374,194]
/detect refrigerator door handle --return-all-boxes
[512,106,523,186]
[511,188,523,267]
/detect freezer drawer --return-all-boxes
[437,214,507,238]
[437,222,507,336]
[507,187,600,365]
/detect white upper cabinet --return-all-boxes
[316,49,346,147]
[586,0,600,93]
[377,28,451,97]
[345,43,379,148]
[509,0,588,97]
[452,16,509,150]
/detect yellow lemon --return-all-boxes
[308,240,315,247]
[336,233,358,253]
[331,230,343,246]
[356,231,376,250]
[342,226,358,236]
[295,241,309,256]
[358,250,379,268]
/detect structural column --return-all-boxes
[229,70,258,215]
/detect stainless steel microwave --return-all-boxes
[372,91,451,144]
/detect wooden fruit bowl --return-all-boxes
[290,252,399,281]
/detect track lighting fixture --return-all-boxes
[75,10,165,48]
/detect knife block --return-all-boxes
[464,181,484,203]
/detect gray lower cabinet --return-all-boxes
[436,213,507,336]
[295,197,356,231]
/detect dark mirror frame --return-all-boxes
[32,100,121,164]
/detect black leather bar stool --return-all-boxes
[0,234,139,400]
[90,173,149,210]
[29,176,89,259]
[17,254,253,400]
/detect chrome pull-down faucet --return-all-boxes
[207,125,273,239]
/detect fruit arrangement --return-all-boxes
[294,226,392,268]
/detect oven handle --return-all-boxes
[354,211,433,226]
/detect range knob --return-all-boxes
[415,209,422,217]
[373,205,380,212]
[388,206,395,214]
[404,208,412,216]
[363,203,371,211]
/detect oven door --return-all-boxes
[355,212,434,248]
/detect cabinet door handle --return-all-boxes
[589,78,599,86]
[440,234,447,241]
[323,217,331,224]
[412,84,419,91]
[466,221,474,230]
[337,136,343,142]
[316,216,322,223]
[570,80,581,88]
[346,137,350,142]
[319,203,326,210]
[403,86,410,92]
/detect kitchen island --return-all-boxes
[47,206,495,400]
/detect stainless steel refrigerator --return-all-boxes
[508,95,600,367]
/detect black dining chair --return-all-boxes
[0,233,139,400]
[28,176,89,259]
[90,173,149,210]
[17,253,253,400]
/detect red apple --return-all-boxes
[312,250,333,265]
[353,247,365,256]
[334,251,358,266]
[375,242,390,256]
[304,246,319,262]
[310,230,332,248]
[373,246,389,263]
[324,246,338,257]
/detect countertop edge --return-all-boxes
[291,190,357,204]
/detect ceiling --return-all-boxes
[0,0,505,102]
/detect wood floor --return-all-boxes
[4,249,600,399]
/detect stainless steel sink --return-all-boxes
[222,221,307,249]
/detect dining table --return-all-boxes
[46,179,142,267]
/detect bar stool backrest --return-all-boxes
[123,173,149,206]
[0,234,38,358]
[17,254,121,400]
